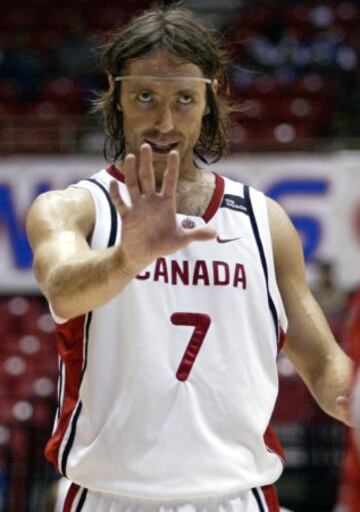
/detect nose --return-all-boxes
[155,104,175,133]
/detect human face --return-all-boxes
[119,49,209,178]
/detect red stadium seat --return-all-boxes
[335,1,359,28]
[234,7,279,31]
[293,75,335,98]
[284,5,312,30]
[39,79,85,112]
[30,31,66,54]
[39,9,82,31]
[0,82,20,102]
[2,297,45,334]
[99,6,126,25]
[0,8,41,30]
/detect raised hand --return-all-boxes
[109,143,216,271]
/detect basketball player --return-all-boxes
[27,7,354,512]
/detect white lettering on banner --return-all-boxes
[1,153,360,291]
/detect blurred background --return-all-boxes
[0,0,360,510]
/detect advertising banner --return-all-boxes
[1,152,359,292]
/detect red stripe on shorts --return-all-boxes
[262,484,280,512]
[63,482,80,512]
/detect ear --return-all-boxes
[212,79,219,95]
[108,75,115,89]
[108,75,122,112]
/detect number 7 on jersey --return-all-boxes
[170,313,211,381]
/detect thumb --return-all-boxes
[184,227,217,243]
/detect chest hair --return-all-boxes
[175,173,216,217]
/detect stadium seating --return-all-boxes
[0,297,57,509]
[0,1,358,152]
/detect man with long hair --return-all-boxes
[27,6,353,512]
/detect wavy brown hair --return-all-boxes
[93,5,232,164]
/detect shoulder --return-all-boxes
[30,186,93,212]
[265,196,304,276]
[27,187,95,243]
[265,196,301,244]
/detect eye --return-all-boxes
[137,92,153,103]
[178,94,193,105]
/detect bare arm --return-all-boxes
[27,145,215,320]
[268,197,354,426]
[353,370,360,446]
[27,187,136,320]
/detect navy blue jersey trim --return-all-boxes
[86,178,118,247]
[252,488,266,511]
[61,401,82,477]
[244,185,279,341]
[81,312,92,381]
[60,311,92,476]
[75,488,88,511]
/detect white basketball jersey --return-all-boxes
[46,166,288,499]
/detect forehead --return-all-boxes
[121,49,206,93]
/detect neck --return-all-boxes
[175,170,215,217]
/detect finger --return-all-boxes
[109,180,129,217]
[123,154,141,202]
[336,396,350,406]
[181,227,217,244]
[138,143,155,194]
[161,150,179,197]
[336,396,351,413]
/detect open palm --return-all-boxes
[109,144,216,269]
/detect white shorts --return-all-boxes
[62,483,279,512]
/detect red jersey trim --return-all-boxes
[261,484,280,512]
[107,164,125,182]
[202,173,224,223]
[278,328,286,352]
[45,315,87,472]
[264,425,286,466]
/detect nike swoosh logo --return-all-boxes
[216,236,242,244]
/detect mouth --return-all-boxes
[144,140,180,155]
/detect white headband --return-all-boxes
[113,75,213,84]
